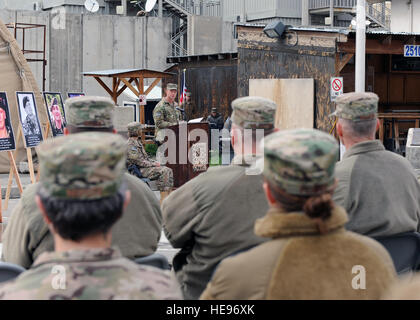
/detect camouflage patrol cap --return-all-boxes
[330,92,378,122]
[231,96,276,130]
[36,132,126,200]
[166,83,178,90]
[127,122,144,136]
[263,129,338,196]
[65,96,114,128]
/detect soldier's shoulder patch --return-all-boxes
[154,111,162,118]
[131,146,137,151]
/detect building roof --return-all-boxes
[238,23,420,37]
[83,68,174,78]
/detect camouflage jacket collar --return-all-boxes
[162,98,177,107]
[255,206,349,239]
[32,247,122,268]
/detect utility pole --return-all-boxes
[355,0,366,92]
[302,0,309,26]
[330,0,334,26]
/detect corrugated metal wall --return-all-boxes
[223,0,301,23]
[170,59,238,120]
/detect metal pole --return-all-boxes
[355,0,366,93]
[158,0,163,18]
[330,0,334,27]
[301,0,309,26]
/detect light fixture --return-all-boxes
[263,21,286,39]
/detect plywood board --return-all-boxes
[249,79,314,130]
[406,75,420,103]
[389,74,405,104]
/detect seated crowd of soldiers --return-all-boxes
[0,89,419,300]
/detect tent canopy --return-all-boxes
[0,18,48,173]
[120,85,162,102]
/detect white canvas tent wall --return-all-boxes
[0,19,48,172]
[119,85,162,102]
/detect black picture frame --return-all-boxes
[43,92,67,137]
[0,92,16,151]
[16,91,43,148]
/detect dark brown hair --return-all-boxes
[266,179,334,233]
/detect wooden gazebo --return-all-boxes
[83,68,174,125]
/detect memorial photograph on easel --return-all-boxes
[0,92,16,151]
[43,92,66,136]
[16,92,43,148]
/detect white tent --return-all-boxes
[0,18,49,172]
[119,85,162,102]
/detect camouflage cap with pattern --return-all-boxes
[330,92,378,122]
[36,132,127,200]
[263,128,339,196]
[65,96,115,128]
[167,83,178,90]
[127,122,144,136]
[231,96,276,129]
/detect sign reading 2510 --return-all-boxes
[404,45,420,57]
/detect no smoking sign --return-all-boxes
[330,77,343,102]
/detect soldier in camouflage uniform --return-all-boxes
[331,92,420,237]
[200,129,396,300]
[2,96,162,268]
[162,96,277,299]
[127,122,173,193]
[153,83,181,164]
[153,83,181,145]
[0,132,182,300]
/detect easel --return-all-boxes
[3,124,40,213]
[1,126,25,221]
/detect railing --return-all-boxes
[308,0,390,29]
[164,0,220,16]
[309,0,355,9]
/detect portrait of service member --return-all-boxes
[0,102,10,139]
[21,95,40,136]
[49,97,65,136]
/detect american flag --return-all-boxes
[179,69,187,104]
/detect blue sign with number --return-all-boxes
[404,45,420,57]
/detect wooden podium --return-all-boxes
[164,122,210,188]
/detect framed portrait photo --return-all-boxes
[16,92,43,148]
[0,92,16,151]
[43,92,66,136]
[67,92,85,99]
